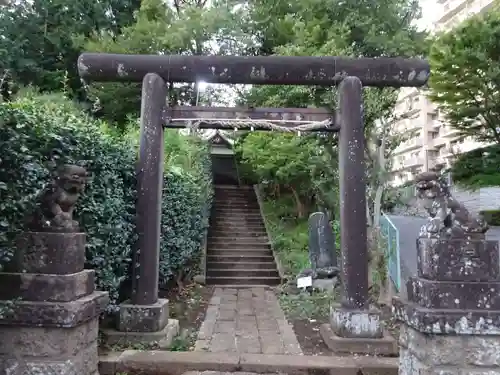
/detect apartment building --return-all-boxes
[388,0,496,186]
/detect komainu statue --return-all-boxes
[415,169,488,239]
[26,165,89,232]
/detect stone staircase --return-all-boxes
[206,185,281,286]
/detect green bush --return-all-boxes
[0,94,212,312]
[451,145,500,189]
[480,210,500,226]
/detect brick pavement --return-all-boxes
[194,287,302,355]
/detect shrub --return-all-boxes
[0,94,212,312]
[451,145,500,189]
[480,210,500,226]
[0,96,137,312]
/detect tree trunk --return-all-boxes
[290,186,305,218]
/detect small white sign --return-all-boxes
[297,276,313,289]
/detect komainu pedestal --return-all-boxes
[0,232,108,375]
[0,166,108,375]
[394,170,500,375]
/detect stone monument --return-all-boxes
[393,170,500,374]
[298,212,340,291]
[0,165,109,375]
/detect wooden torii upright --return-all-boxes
[78,53,429,345]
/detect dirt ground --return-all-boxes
[277,286,400,356]
[160,283,214,350]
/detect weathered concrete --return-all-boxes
[78,53,430,88]
[117,298,169,332]
[194,288,301,355]
[101,298,178,347]
[98,350,398,375]
[0,269,95,302]
[399,324,500,374]
[14,231,86,274]
[102,319,180,349]
[0,230,108,375]
[395,235,500,374]
[320,305,397,355]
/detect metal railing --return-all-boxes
[380,212,401,291]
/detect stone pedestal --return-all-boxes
[320,304,398,355]
[0,231,108,375]
[394,237,500,375]
[101,299,179,349]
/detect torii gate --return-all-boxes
[78,53,429,341]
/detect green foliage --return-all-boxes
[262,195,340,278]
[81,0,253,127]
[278,290,335,320]
[0,95,136,311]
[237,132,338,217]
[428,6,500,144]
[0,0,140,100]
[0,93,212,312]
[480,210,500,226]
[451,144,500,189]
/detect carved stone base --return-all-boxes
[321,304,397,355]
[0,312,101,375]
[399,324,500,375]
[101,319,180,349]
[0,291,109,327]
[320,323,397,356]
[14,231,86,274]
[0,270,95,302]
[393,297,500,334]
[330,304,383,339]
[117,299,169,332]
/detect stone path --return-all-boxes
[194,287,302,355]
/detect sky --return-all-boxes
[418,0,442,30]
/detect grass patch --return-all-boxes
[278,289,336,320]
[261,193,341,321]
[262,197,310,277]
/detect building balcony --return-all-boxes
[404,156,424,168]
[394,137,423,153]
[428,120,442,131]
[441,125,461,137]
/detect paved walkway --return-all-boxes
[194,287,302,355]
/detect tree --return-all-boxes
[428,6,500,144]
[239,0,428,301]
[237,132,323,218]
[82,0,253,127]
[0,0,140,100]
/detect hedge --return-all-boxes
[451,144,500,189]
[0,94,212,312]
[480,210,500,226]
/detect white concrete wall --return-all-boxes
[450,186,500,214]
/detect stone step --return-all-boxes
[208,236,269,243]
[206,276,281,286]
[207,255,275,263]
[210,226,267,232]
[206,261,277,269]
[214,210,262,215]
[207,249,273,257]
[209,230,268,237]
[213,217,264,223]
[207,268,280,278]
[213,201,258,207]
[207,242,271,249]
[214,201,259,206]
[214,194,256,198]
